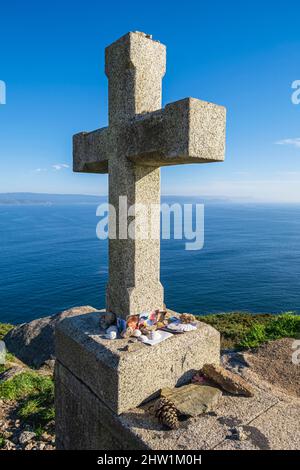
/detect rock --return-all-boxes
[4,306,98,369]
[125,342,144,353]
[0,365,24,383]
[41,432,53,442]
[0,340,6,364]
[24,442,34,450]
[161,383,222,416]
[18,431,36,445]
[202,363,255,397]
[4,440,16,450]
[229,426,249,441]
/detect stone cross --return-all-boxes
[73,31,226,319]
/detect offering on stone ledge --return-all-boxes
[165,322,197,333]
[138,330,173,346]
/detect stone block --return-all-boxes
[55,311,220,414]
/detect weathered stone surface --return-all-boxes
[202,363,254,397]
[4,306,97,368]
[73,31,226,319]
[161,383,222,416]
[55,310,220,414]
[57,359,299,450]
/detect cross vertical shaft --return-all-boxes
[105,32,166,317]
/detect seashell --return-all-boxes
[138,335,148,343]
[132,329,142,338]
[99,312,116,330]
[168,322,197,332]
[105,330,117,340]
[106,325,118,334]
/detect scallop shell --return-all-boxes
[167,322,197,332]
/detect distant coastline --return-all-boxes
[0,192,273,206]
[0,193,105,206]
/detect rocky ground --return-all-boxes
[0,400,55,450]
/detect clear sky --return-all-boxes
[0,0,300,202]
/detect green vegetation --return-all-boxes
[0,371,54,432]
[0,323,13,341]
[199,312,300,349]
[239,313,300,348]
[0,434,5,449]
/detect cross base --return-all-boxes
[55,309,220,436]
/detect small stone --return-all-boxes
[229,426,249,441]
[202,363,255,397]
[41,432,53,442]
[19,431,36,445]
[126,342,143,353]
[24,442,34,450]
[161,383,222,417]
[45,444,55,450]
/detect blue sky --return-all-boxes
[0,0,300,201]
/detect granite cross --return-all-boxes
[73,31,226,320]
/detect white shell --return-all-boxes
[105,331,117,340]
[132,329,142,337]
[138,335,148,343]
[106,325,118,334]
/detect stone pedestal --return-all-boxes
[55,309,220,449]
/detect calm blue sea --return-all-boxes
[1,200,300,324]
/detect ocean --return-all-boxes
[1,199,300,324]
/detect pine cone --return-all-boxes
[154,397,179,430]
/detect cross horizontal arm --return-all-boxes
[73,97,226,174]
[127,98,226,167]
[73,127,110,173]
